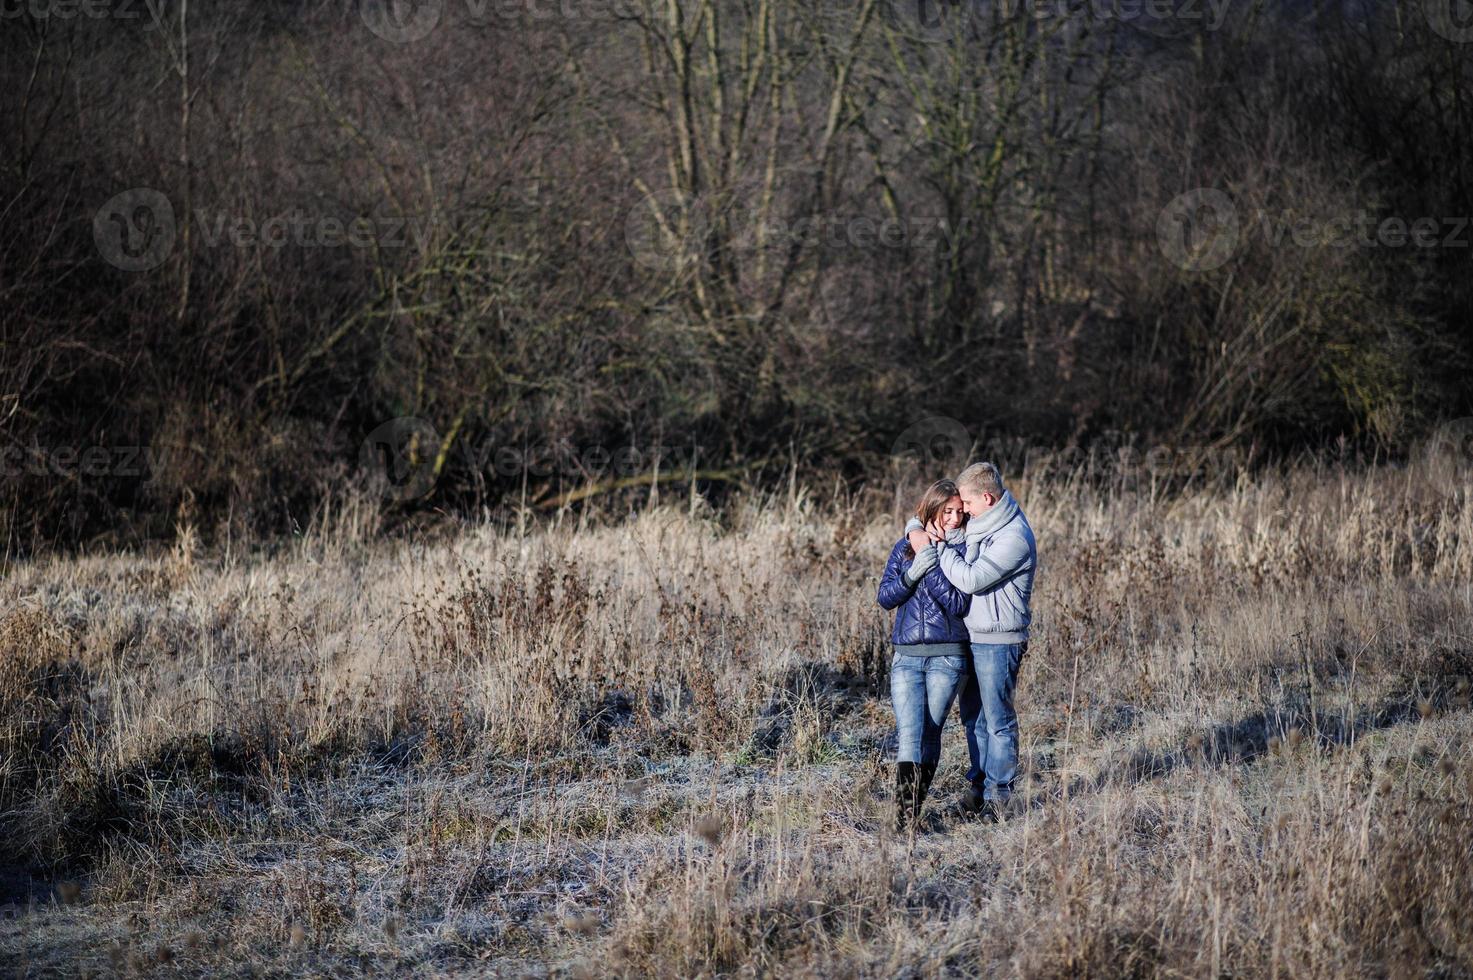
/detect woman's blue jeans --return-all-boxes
[889,653,968,764]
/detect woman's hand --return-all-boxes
[902,543,939,586]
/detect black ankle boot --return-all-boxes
[916,762,937,822]
[894,762,918,832]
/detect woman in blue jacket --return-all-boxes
[876,479,971,832]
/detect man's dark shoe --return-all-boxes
[958,783,985,815]
[979,799,1002,824]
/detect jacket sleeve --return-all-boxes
[921,553,971,618]
[936,532,1031,595]
[876,543,916,609]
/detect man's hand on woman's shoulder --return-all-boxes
[902,516,946,553]
[907,528,933,554]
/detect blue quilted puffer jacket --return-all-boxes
[876,538,971,645]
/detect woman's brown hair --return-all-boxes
[907,480,963,556]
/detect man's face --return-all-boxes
[958,485,996,518]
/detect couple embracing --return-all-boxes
[876,461,1037,831]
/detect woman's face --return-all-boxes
[937,495,965,532]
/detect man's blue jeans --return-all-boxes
[889,653,968,764]
[956,642,1025,801]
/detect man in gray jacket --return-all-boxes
[905,461,1037,822]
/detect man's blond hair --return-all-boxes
[957,461,1004,498]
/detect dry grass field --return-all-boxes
[2,454,1471,977]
